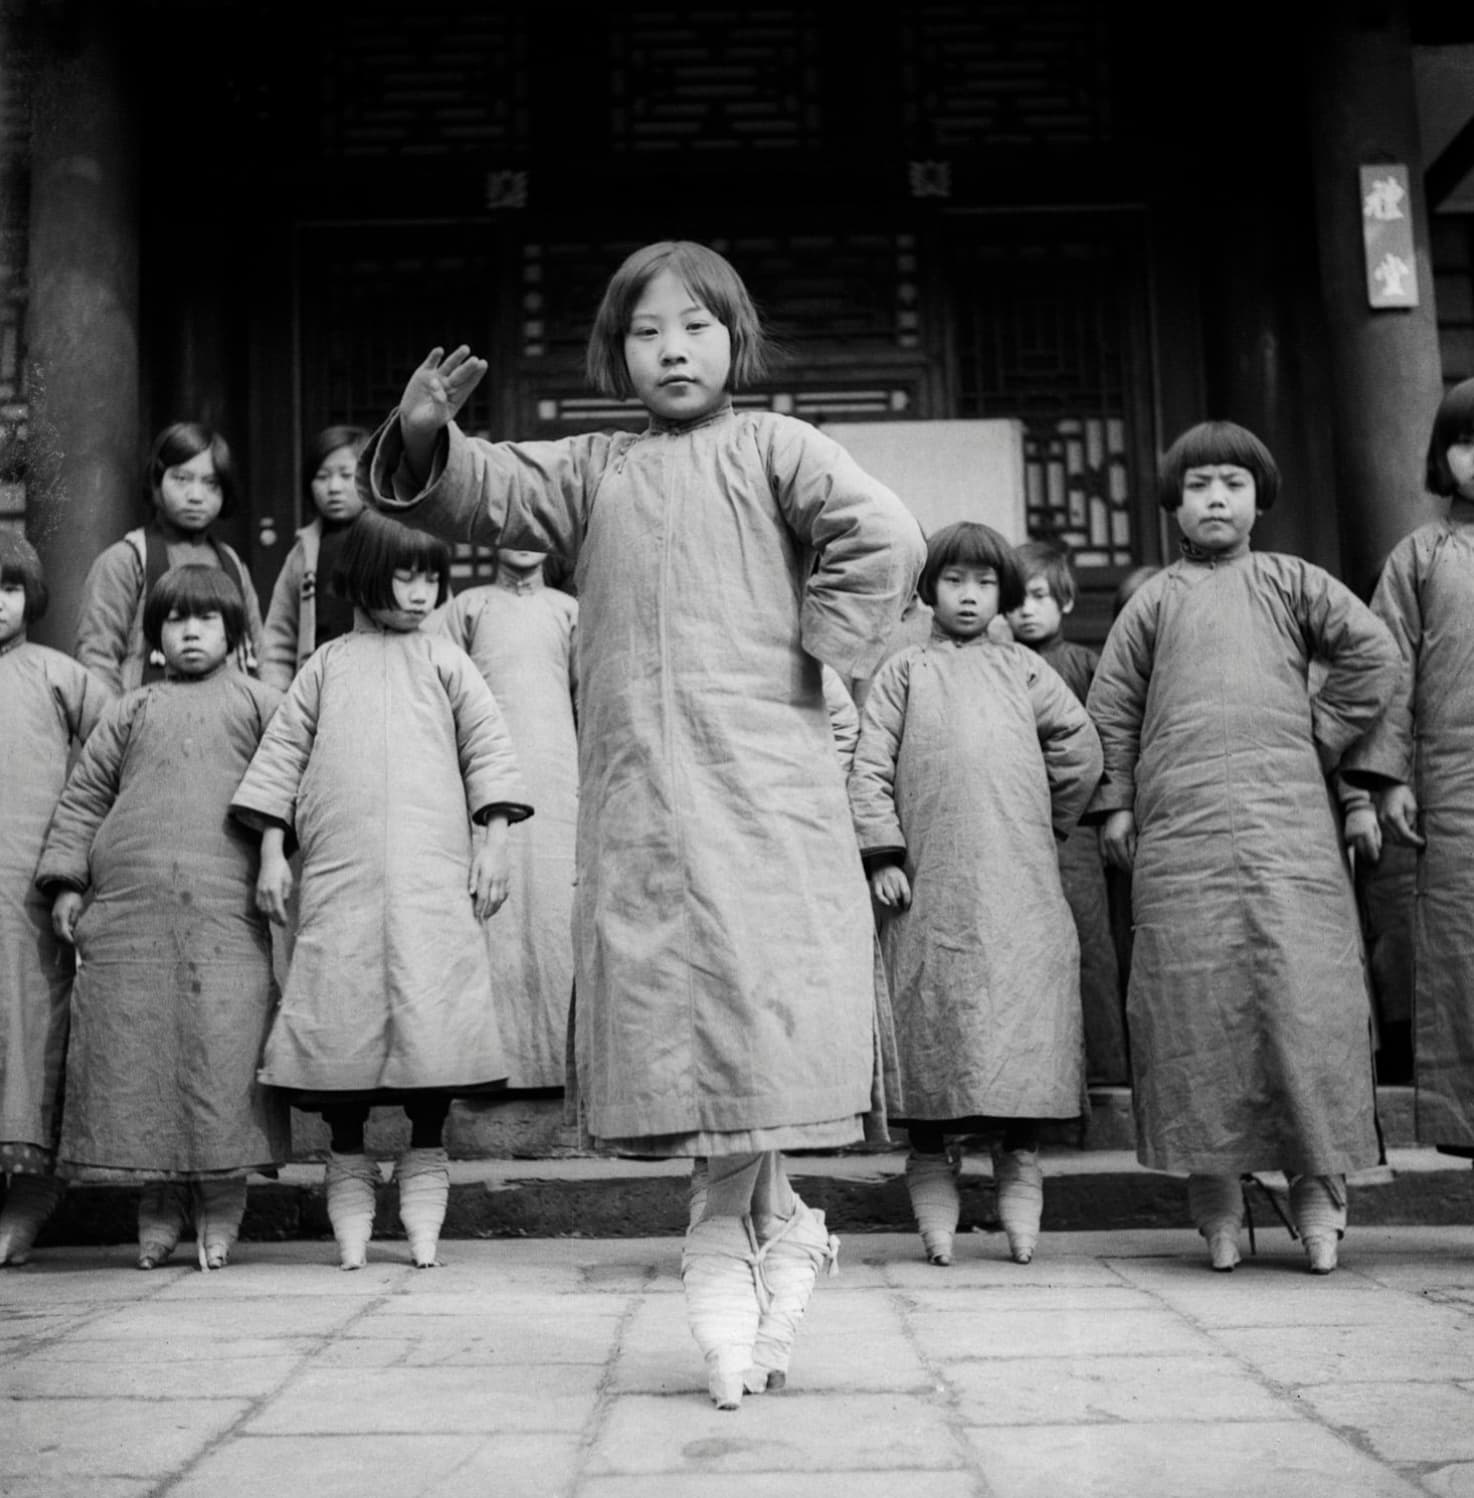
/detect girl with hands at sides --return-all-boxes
[359,241,924,1409]
[849,522,1102,1270]
[1087,421,1399,1275]
[231,510,530,1271]
[38,566,288,1272]
[1344,377,1474,1153]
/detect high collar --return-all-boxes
[648,399,735,437]
[1448,496,1474,526]
[928,621,990,648]
[494,571,544,596]
[163,659,230,683]
[0,631,27,658]
[353,606,422,636]
[1179,535,1252,565]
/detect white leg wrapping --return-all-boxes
[1290,1173,1346,1275]
[1187,1173,1244,1271]
[325,1152,380,1270]
[192,1177,248,1270]
[748,1197,840,1391]
[396,1147,450,1268]
[0,1174,65,1265]
[905,1150,961,1266]
[992,1146,1044,1264]
[137,1182,189,1269]
[681,1214,764,1410]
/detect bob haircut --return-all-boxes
[142,564,247,652]
[0,529,49,623]
[1425,378,1474,497]
[918,521,1024,613]
[302,424,369,507]
[147,422,240,520]
[332,509,452,612]
[1157,420,1280,513]
[1013,538,1078,611]
[585,240,771,399]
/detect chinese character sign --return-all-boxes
[1360,164,1419,309]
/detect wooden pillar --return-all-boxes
[1307,1,1446,596]
[24,0,139,651]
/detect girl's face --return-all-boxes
[1177,464,1259,555]
[1007,575,1068,645]
[1447,439,1474,498]
[932,563,999,641]
[156,450,224,535]
[370,567,438,631]
[623,268,733,424]
[160,608,230,676]
[311,444,364,524]
[0,581,27,648]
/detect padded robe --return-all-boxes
[0,642,110,1167]
[363,403,925,1150]
[1086,550,1400,1175]
[230,621,531,1094]
[36,669,289,1176]
[849,631,1102,1120]
[1343,505,1474,1145]
[436,582,578,1089]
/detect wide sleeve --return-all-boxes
[765,418,926,680]
[847,651,912,861]
[1341,537,1421,788]
[1083,589,1159,819]
[360,415,621,567]
[258,544,305,691]
[50,655,114,746]
[437,648,533,825]
[1026,653,1104,839]
[73,542,140,695]
[228,656,325,834]
[431,590,474,653]
[1295,559,1401,769]
[35,698,134,893]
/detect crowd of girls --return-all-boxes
[2,238,1472,1415]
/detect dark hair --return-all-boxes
[142,564,247,651]
[332,509,452,612]
[302,424,369,508]
[1425,378,1474,497]
[918,521,1024,612]
[147,422,240,520]
[1157,421,1280,513]
[0,528,48,622]
[1013,539,1078,611]
[586,240,770,399]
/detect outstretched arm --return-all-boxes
[398,345,489,486]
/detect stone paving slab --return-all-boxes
[4,1230,1474,1496]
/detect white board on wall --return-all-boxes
[824,419,1028,542]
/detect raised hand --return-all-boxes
[400,345,489,440]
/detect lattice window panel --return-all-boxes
[609,5,822,154]
[901,0,1113,151]
[948,219,1149,569]
[321,7,529,158]
[1433,214,1474,386]
[521,232,923,364]
[0,6,31,489]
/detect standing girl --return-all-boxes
[231,511,530,1271]
[1344,377,1474,1150]
[0,534,111,1264]
[75,423,265,694]
[38,566,289,1270]
[259,425,370,690]
[849,522,1102,1268]
[436,547,578,1090]
[361,241,924,1407]
[1088,421,1400,1273]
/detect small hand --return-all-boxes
[1100,810,1137,873]
[470,841,510,921]
[1343,805,1382,865]
[1377,784,1425,849]
[256,853,294,926]
[400,345,489,441]
[51,890,84,943]
[868,864,912,910]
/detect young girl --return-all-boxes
[0,534,112,1265]
[360,241,924,1407]
[231,510,530,1271]
[435,547,578,1091]
[1088,421,1400,1274]
[260,425,370,690]
[1007,540,1128,1086]
[38,566,288,1270]
[849,522,1102,1268]
[1344,377,1474,1148]
[75,423,265,694]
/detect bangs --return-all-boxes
[333,510,452,611]
[918,521,1024,611]
[0,529,47,622]
[1012,539,1077,610]
[1427,378,1474,496]
[142,564,246,650]
[1158,421,1280,511]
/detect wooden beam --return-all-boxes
[1426,111,1474,208]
